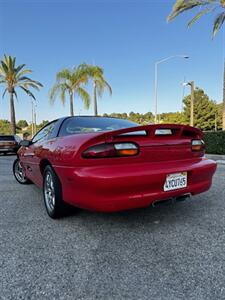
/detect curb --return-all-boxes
[206,154,225,165]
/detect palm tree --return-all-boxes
[168,0,225,130]
[168,0,225,37]
[0,55,43,134]
[50,66,90,116]
[80,64,112,116]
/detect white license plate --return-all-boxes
[163,172,187,192]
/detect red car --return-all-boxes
[13,116,217,218]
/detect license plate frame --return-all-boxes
[163,172,187,192]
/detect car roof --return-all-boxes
[58,116,126,121]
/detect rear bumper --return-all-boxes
[0,147,18,153]
[54,158,217,212]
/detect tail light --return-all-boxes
[82,143,139,158]
[191,139,205,152]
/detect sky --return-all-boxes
[0,0,224,123]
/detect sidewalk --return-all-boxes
[206,154,225,165]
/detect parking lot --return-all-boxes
[1,155,225,300]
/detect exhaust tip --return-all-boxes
[175,193,192,202]
[152,193,192,207]
[152,198,173,207]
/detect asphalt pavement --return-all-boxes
[1,155,225,300]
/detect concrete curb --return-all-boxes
[206,154,225,165]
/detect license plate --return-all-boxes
[163,172,187,192]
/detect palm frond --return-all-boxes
[49,82,69,105]
[16,69,32,78]
[17,76,43,87]
[72,68,89,87]
[77,87,90,109]
[104,80,112,95]
[0,55,42,106]
[12,57,16,69]
[20,86,36,100]
[60,86,67,106]
[0,66,6,76]
[0,60,9,74]
[15,64,26,74]
[14,90,18,100]
[3,55,9,66]
[95,76,112,98]
[96,80,105,97]
[168,0,215,22]
[56,69,72,82]
[49,83,61,104]
[187,7,211,27]
[8,56,13,71]
[19,82,41,91]
[213,11,225,36]
[2,88,7,98]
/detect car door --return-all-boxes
[23,121,57,185]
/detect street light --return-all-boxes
[154,55,189,124]
[183,81,195,127]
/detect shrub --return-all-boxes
[203,131,225,154]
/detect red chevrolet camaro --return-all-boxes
[13,116,217,218]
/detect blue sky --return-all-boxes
[0,0,224,123]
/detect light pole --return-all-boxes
[183,81,195,127]
[33,102,37,135]
[31,98,37,137]
[154,55,189,124]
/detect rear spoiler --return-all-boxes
[103,124,203,142]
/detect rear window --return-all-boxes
[0,136,15,141]
[59,117,138,137]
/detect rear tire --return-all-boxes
[43,165,68,219]
[13,159,31,184]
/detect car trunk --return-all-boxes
[76,124,204,166]
[110,125,203,163]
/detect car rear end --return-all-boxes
[0,135,20,154]
[56,124,217,212]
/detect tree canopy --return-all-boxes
[0,55,42,134]
[104,88,222,130]
[168,0,225,37]
[17,120,28,128]
[50,66,90,116]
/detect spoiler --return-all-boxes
[103,124,203,143]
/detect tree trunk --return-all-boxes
[70,92,74,116]
[10,92,16,135]
[223,61,225,130]
[93,81,98,116]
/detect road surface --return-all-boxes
[1,155,225,300]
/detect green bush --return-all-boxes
[203,131,225,154]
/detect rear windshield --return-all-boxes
[59,117,138,137]
[0,135,15,141]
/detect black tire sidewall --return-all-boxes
[43,165,64,218]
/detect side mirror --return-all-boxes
[19,140,32,147]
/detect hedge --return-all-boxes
[203,131,225,155]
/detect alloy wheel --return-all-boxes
[44,172,56,213]
[14,160,27,183]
